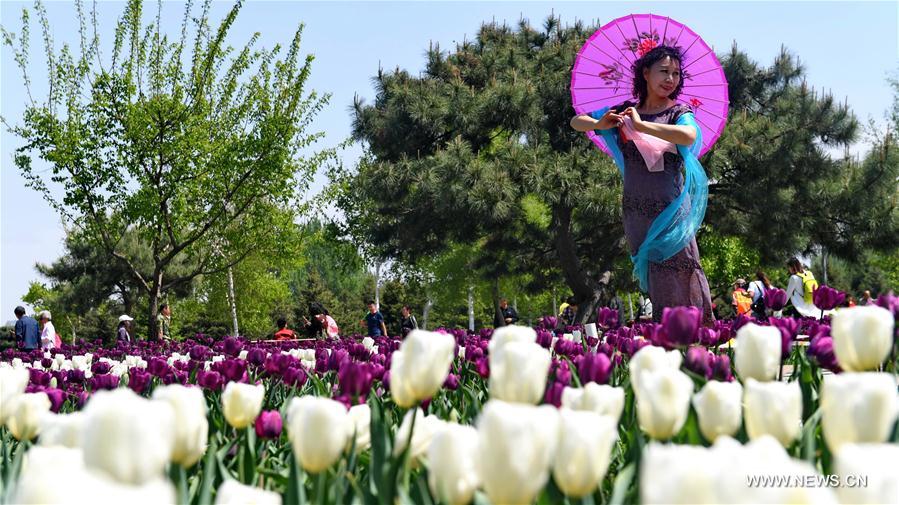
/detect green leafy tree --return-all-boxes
[3,0,333,336]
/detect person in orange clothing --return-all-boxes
[274,317,297,340]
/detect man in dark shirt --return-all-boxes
[399,305,418,337]
[499,299,519,326]
[13,306,40,350]
[364,300,388,337]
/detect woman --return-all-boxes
[38,310,58,350]
[747,270,773,318]
[117,315,134,343]
[571,45,714,322]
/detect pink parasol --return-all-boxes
[570,13,728,158]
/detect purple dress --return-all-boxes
[615,101,714,323]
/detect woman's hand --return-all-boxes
[570,109,623,132]
[622,107,644,132]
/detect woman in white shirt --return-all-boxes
[38,310,56,350]
[782,258,828,318]
[747,270,773,318]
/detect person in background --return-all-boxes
[38,310,58,350]
[747,270,773,319]
[315,312,340,339]
[559,297,578,327]
[13,306,40,351]
[783,257,821,318]
[638,294,653,321]
[303,302,327,337]
[499,299,519,326]
[157,304,172,340]
[557,297,571,319]
[117,315,134,343]
[274,318,297,340]
[731,279,753,316]
[399,305,418,337]
[859,290,874,306]
[608,293,626,327]
[364,300,388,338]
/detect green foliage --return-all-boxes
[697,227,762,299]
[2,0,333,333]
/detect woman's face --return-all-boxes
[643,56,681,100]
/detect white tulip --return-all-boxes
[389,330,455,408]
[0,366,30,424]
[641,441,721,503]
[734,323,782,382]
[489,340,551,404]
[286,396,350,473]
[362,337,375,350]
[238,350,249,361]
[5,392,51,441]
[152,385,210,467]
[834,444,899,504]
[692,381,743,442]
[633,368,694,440]
[215,480,282,505]
[553,409,617,498]
[743,379,801,447]
[477,400,560,505]
[642,436,838,504]
[628,345,682,393]
[39,411,86,448]
[347,403,371,452]
[393,408,445,462]
[221,382,265,429]
[820,373,899,452]
[488,325,536,356]
[427,424,480,505]
[82,388,175,484]
[12,446,176,503]
[831,305,895,371]
[561,383,625,424]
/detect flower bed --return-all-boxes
[1,296,897,504]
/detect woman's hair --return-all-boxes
[38,310,52,321]
[631,45,685,107]
[787,257,803,272]
[756,270,772,288]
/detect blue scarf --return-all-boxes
[589,107,708,292]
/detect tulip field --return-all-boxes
[1,294,897,504]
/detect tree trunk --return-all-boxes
[551,205,609,324]
[148,271,163,341]
[422,297,433,330]
[228,265,239,337]
[374,261,382,308]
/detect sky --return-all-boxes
[2,1,898,312]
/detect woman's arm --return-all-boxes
[622,107,697,146]
[570,109,624,132]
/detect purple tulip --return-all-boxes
[597,343,613,357]
[214,359,247,384]
[475,357,490,378]
[543,381,565,408]
[443,373,460,390]
[596,307,620,329]
[254,410,283,439]
[91,374,120,390]
[247,348,267,367]
[189,345,212,362]
[807,335,842,373]
[764,288,788,311]
[328,349,350,372]
[76,391,91,409]
[770,318,800,359]
[535,330,553,349]
[128,369,152,395]
[222,337,243,357]
[91,361,111,375]
[578,352,612,385]
[684,346,713,379]
[197,369,224,391]
[29,368,51,387]
[813,285,846,311]
[875,291,898,318]
[710,354,733,382]
[338,361,373,398]
[698,327,720,347]
[45,387,66,412]
[41,357,53,369]
[147,357,170,378]
[283,367,308,389]
[661,306,702,347]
